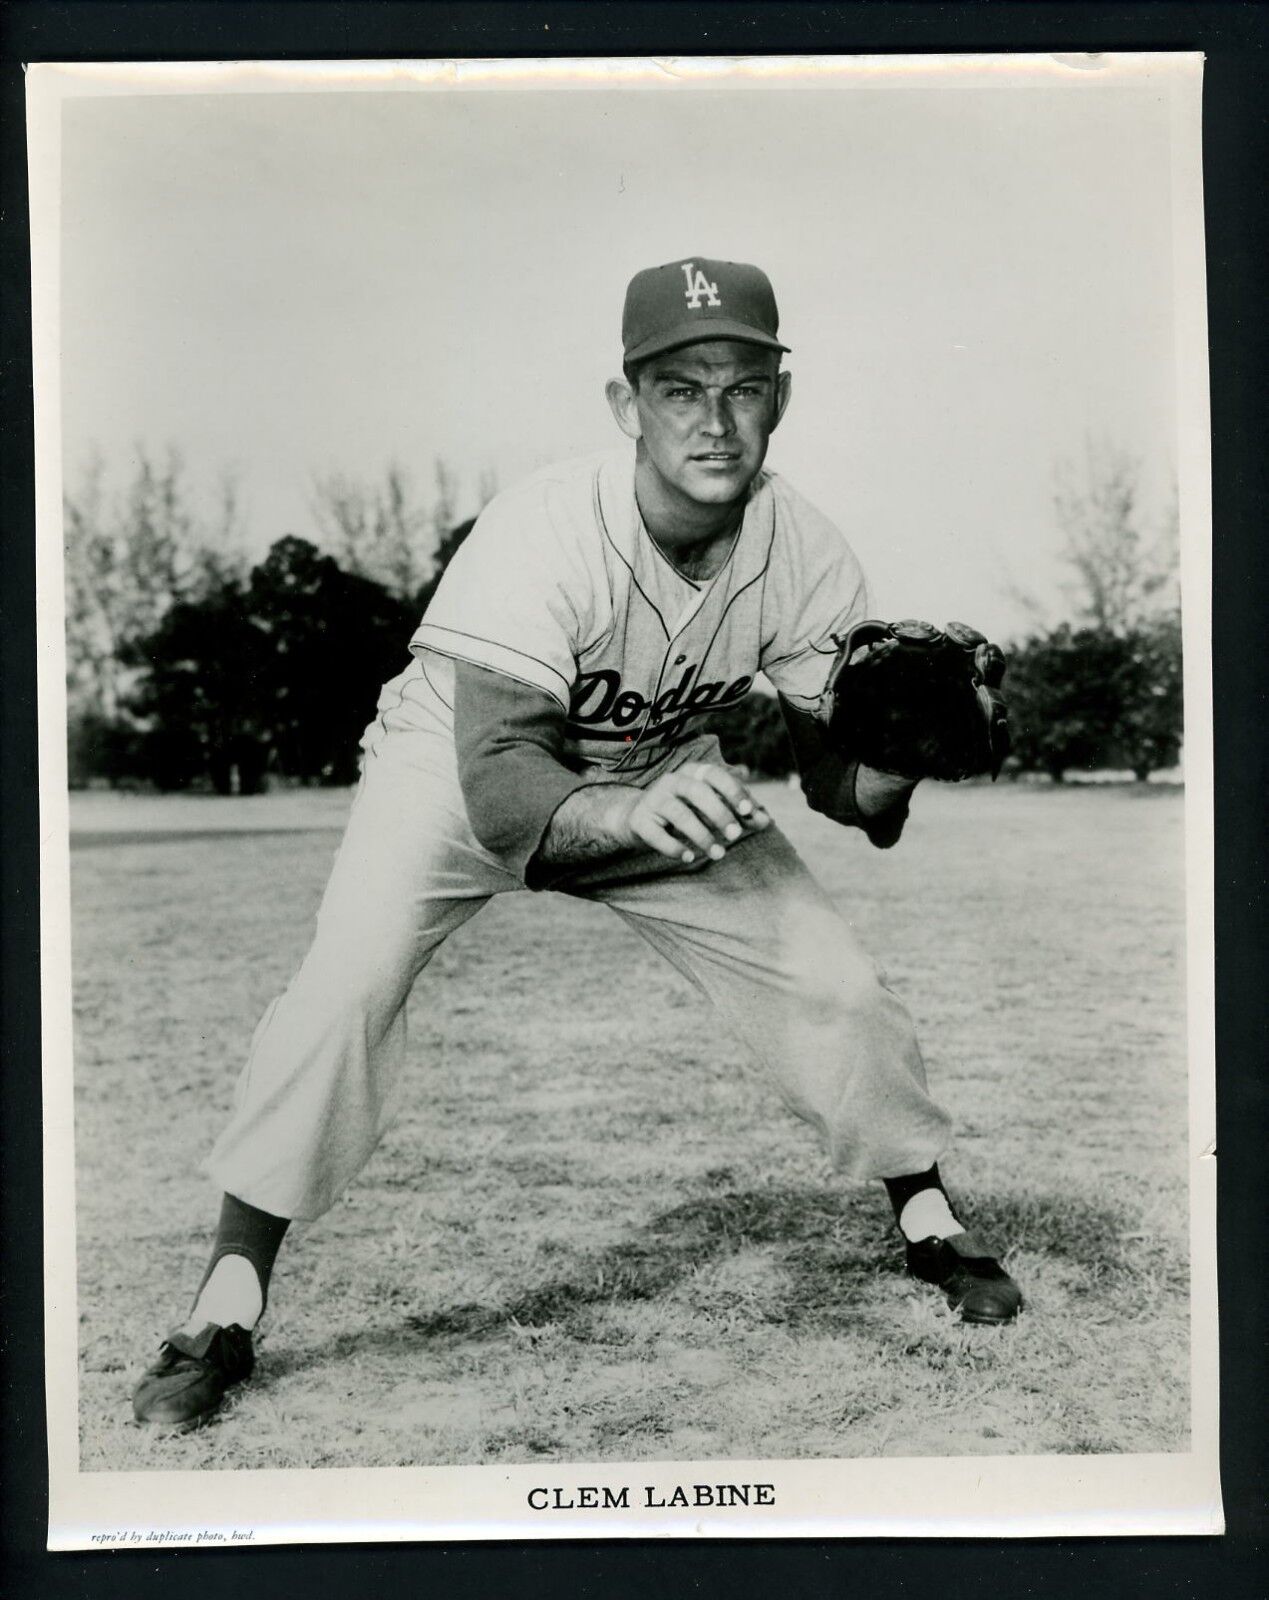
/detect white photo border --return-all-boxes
[30,52,1220,1548]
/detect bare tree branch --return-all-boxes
[63,447,250,721]
[310,458,490,601]
[1051,439,1179,635]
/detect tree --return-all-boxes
[1004,625,1129,782]
[1115,613,1185,781]
[63,453,122,720]
[311,459,465,602]
[1052,440,1179,634]
[414,515,477,614]
[1004,617,1183,783]
[122,571,272,793]
[1000,443,1184,783]
[66,709,145,791]
[244,537,418,785]
[311,460,498,605]
[122,537,419,792]
[63,448,247,723]
[712,693,795,778]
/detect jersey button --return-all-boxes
[674,654,686,665]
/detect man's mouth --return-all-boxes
[692,452,740,463]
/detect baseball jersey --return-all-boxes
[402,448,869,779]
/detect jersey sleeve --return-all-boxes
[758,493,870,711]
[410,479,592,709]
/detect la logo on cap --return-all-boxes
[681,262,721,310]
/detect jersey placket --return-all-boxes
[611,515,743,772]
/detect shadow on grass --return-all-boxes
[392,1178,1177,1346]
[261,1180,1186,1387]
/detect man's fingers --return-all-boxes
[693,767,771,831]
[679,778,746,840]
[631,767,771,863]
[655,796,723,857]
[689,763,756,817]
[631,813,697,863]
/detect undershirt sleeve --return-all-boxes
[453,661,598,885]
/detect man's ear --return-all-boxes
[605,377,643,441]
[771,368,793,431]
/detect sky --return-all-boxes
[59,69,1181,639]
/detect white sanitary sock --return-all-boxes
[182,1253,264,1333]
[898,1189,965,1244]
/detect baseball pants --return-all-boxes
[208,721,952,1221]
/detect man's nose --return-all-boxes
[700,393,734,435]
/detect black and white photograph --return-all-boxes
[30,54,1218,1544]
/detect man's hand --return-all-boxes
[537,762,769,873]
[853,764,918,819]
[611,762,770,865]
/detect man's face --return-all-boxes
[609,341,792,510]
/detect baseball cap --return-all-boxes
[622,256,791,364]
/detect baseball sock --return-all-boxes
[181,1193,291,1334]
[883,1165,966,1243]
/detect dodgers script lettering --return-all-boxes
[565,664,753,742]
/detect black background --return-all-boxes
[2,4,1265,1596]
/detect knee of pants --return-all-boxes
[790,942,895,1032]
[291,917,424,1024]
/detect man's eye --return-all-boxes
[731,385,764,399]
[665,387,698,399]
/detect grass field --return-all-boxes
[69,780,1191,1469]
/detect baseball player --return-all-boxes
[133,256,1022,1427]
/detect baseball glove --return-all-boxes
[822,618,1011,782]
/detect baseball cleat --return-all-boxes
[904,1233,1023,1324]
[132,1321,255,1425]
